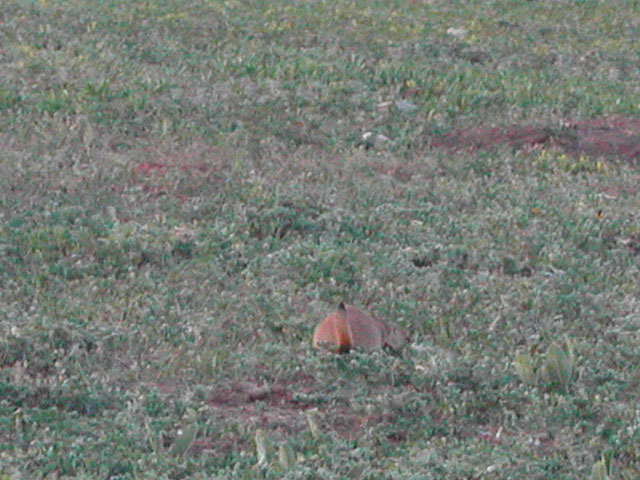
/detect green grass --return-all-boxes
[2,0,640,478]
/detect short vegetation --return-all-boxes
[1,0,640,478]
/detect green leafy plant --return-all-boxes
[542,337,576,393]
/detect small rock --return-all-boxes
[374,133,390,147]
[446,27,467,38]
[361,132,391,149]
[395,99,418,112]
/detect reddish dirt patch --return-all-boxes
[133,162,167,175]
[207,374,318,437]
[432,116,640,163]
[204,373,417,444]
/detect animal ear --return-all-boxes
[344,304,384,350]
[338,302,347,312]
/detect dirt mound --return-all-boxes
[432,116,640,163]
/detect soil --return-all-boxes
[431,115,640,163]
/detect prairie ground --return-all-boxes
[1,0,640,478]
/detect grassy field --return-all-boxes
[2,0,640,478]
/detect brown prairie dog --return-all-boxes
[312,303,408,352]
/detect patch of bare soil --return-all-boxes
[201,370,425,459]
[432,116,640,163]
[206,373,365,440]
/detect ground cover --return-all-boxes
[1,0,640,478]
